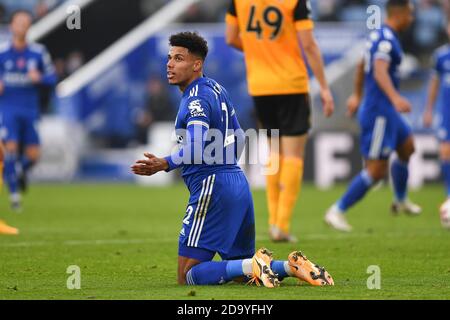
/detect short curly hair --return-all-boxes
[9,9,33,24]
[386,0,410,10]
[169,31,208,61]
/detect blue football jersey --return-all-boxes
[361,25,403,114]
[432,44,450,140]
[433,45,450,116]
[168,76,243,185]
[357,25,412,159]
[0,41,57,111]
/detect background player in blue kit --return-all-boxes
[424,21,450,204]
[0,10,57,211]
[325,0,421,232]
[131,32,333,287]
[0,140,18,235]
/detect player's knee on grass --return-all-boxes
[177,256,202,285]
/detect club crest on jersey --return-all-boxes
[188,99,206,117]
[16,58,26,69]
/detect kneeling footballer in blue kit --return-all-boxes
[131,31,333,287]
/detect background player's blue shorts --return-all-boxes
[359,109,411,160]
[0,108,40,146]
[178,171,255,261]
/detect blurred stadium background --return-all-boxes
[0,0,449,300]
[0,0,448,188]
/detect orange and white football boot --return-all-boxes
[288,251,334,286]
[248,248,280,288]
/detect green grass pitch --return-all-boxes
[0,183,449,300]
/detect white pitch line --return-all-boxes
[0,231,446,248]
[0,238,170,248]
[0,234,351,248]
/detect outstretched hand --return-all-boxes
[131,152,169,176]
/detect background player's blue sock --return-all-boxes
[337,170,374,212]
[391,159,409,202]
[270,260,290,280]
[21,155,34,173]
[441,161,450,197]
[4,152,19,195]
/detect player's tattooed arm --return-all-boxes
[131,153,169,176]
[346,58,365,117]
[373,59,411,113]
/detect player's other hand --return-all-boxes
[131,152,169,176]
[346,94,361,117]
[320,88,334,117]
[0,80,4,95]
[28,69,42,84]
[392,95,411,113]
[423,109,433,128]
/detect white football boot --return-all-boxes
[391,199,422,216]
[325,204,352,232]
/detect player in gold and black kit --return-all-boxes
[226,0,334,242]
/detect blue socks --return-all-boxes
[337,170,374,212]
[4,152,18,195]
[186,259,292,285]
[391,159,409,202]
[21,155,34,173]
[187,260,251,285]
[442,161,450,197]
[270,260,289,280]
[336,159,410,212]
